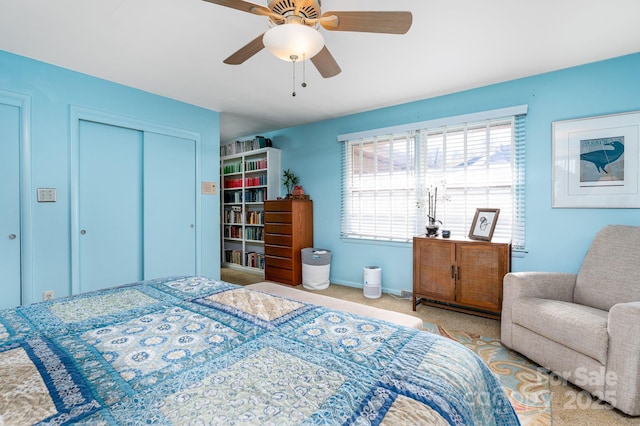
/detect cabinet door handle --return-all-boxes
[457,266,461,280]
[451,265,455,279]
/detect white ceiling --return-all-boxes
[1,0,639,142]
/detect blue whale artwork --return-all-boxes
[580,140,624,173]
[579,137,625,184]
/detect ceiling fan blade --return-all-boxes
[311,46,341,78]
[202,0,279,19]
[320,11,412,34]
[223,33,265,65]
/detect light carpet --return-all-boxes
[424,322,551,426]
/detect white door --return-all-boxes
[0,102,21,309]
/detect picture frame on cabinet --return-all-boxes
[552,110,640,208]
[468,208,500,241]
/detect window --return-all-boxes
[341,132,417,242]
[340,106,527,250]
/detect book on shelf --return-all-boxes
[245,210,264,225]
[244,227,263,241]
[220,136,272,156]
[223,249,243,265]
[224,249,264,270]
[245,252,265,270]
[223,176,266,189]
[224,188,267,203]
[244,188,266,203]
[222,161,242,174]
[245,158,267,171]
[224,207,243,224]
[223,191,243,203]
[244,176,266,187]
[222,158,266,174]
[223,178,243,188]
[223,225,242,239]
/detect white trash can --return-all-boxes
[302,248,331,290]
[363,266,382,298]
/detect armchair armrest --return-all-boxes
[501,272,576,348]
[606,301,640,416]
[503,272,577,301]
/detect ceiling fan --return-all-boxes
[203,0,413,78]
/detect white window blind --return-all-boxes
[341,108,527,250]
[341,132,418,242]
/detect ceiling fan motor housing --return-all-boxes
[268,0,320,20]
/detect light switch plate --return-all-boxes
[37,188,57,202]
[201,181,217,195]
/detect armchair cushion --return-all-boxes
[500,272,576,348]
[512,298,609,364]
[575,225,640,311]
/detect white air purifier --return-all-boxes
[363,266,382,298]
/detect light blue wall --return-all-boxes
[5,48,638,299]
[262,53,640,295]
[0,50,220,304]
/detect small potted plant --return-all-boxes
[417,185,445,237]
[282,168,300,198]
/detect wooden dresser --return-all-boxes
[412,235,511,319]
[264,199,313,286]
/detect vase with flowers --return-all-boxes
[418,186,443,237]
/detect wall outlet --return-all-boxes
[43,290,54,301]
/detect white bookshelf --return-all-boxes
[221,147,281,273]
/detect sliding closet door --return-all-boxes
[78,120,143,293]
[143,132,196,278]
[0,103,21,309]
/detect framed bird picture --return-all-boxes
[552,110,640,208]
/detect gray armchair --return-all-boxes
[501,225,640,416]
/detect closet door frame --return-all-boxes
[69,106,202,295]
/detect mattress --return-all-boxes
[0,276,519,425]
[245,281,424,329]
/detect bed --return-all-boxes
[0,276,519,425]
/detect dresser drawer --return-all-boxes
[265,200,293,212]
[265,266,294,286]
[265,212,292,224]
[265,234,292,247]
[265,255,293,270]
[264,245,292,258]
[265,223,292,235]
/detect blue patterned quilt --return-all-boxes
[0,277,519,425]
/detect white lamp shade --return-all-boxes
[263,24,325,61]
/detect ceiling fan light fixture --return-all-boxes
[263,23,324,62]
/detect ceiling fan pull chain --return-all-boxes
[301,53,308,88]
[290,54,298,97]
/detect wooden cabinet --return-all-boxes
[412,236,511,319]
[264,199,313,286]
[221,147,281,272]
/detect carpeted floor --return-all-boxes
[221,267,639,425]
[425,322,551,425]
